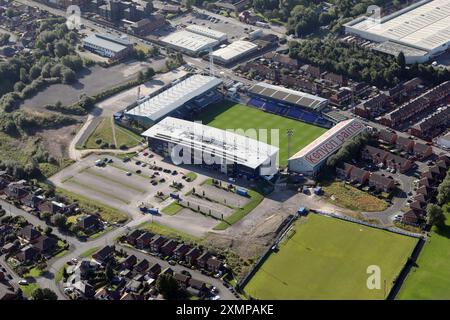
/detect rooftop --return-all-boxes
[210,40,258,62]
[141,117,279,170]
[160,30,219,53]
[249,82,328,111]
[346,0,450,51]
[82,34,131,53]
[126,75,222,122]
[185,25,227,41]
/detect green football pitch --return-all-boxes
[196,101,327,167]
[397,208,450,300]
[244,214,417,300]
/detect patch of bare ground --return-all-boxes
[36,122,82,159]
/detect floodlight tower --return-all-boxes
[287,128,294,158]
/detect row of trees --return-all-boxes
[426,169,450,229]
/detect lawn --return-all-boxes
[162,201,183,215]
[20,283,39,298]
[322,180,389,212]
[55,187,128,224]
[138,221,200,243]
[84,117,142,149]
[85,117,114,149]
[244,214,417,299]
[213,188,264,230]
[397,205,450,300]
[196,101,326,167]
[80,247,100,259]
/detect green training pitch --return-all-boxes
[196,101,327,167]
[244,214,417,300]
[397,207,450,300]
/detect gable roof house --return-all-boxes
[349,166,370,185]
[136,232,154,249]
[126,230,143,246]
[160,239,178,257]
[368,173,396,193]
[16,245,39,263]
[148,263,161,278]
[18,225,41,243]
[378,129,397,145]
[206,257,224,273]
[384,153,412,173]
[395,136,414,153]
[5,182,29,200]
[185,247,202,266]
[150,235,167,252]
[119,255,137,270]
[413,142,433,160]
[77,215,101,232]
[21,194,42,210]
[173,244,190,261]
[336,162,354,180]
[92,246,115,265]
[33,235,57,254]
[173,273,190,288]
[135,259,150,274]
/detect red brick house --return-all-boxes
[413,142,433,160]
[368,173,396,193]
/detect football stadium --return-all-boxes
[125,74,223,127]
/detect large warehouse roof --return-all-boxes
[249,82,328,111]
[82,34,131,53]
[289,119,366,167]
[185,25,227,42]
[345,0,450,52]
[160,30,219,54]
[141,117,279,170]
[211,40,258,63]
[126,75,222,122]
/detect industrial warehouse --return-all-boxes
[210,40,258,66]
[82,33,133,60]
[125,75,223,126]
[160,29,220,56]
[288,119,367,176]
[141,117,279,177]
[344,0,450,63]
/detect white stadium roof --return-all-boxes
[346,0,450,52]
[185,25,227,42]
[141,117,279,170]
[249,82,328,111]
[289,119,366,167]
[210,40,258,63]
[160,30,219,54]
[126,75,222,122]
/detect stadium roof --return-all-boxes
[82,34,131,53]
[141,117,279,170]
[211,40,258,63]
[249,82,328,111]
[346,0,450,52]
[126,75,222,122]
[185,25,227,41]
[289,119,366,166]
[160,30,219,53]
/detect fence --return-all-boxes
[310,209,425,239]
[236,214,298,295]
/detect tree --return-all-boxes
[51,213,67,229]
[156,274,182,300]
[105,262,114,282]
[30,65,42,80]
[397,52,406,71]
[427,204,446,228]
[31,288,58,300]
[62,68,76,84]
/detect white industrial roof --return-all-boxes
[160,30,219,53]
[249,82,328,111]
[347,0,450,51]
[289,119,366,166]
[211,40,258,62]
[185,25,227,41]
[141,117,279,170]
[126,75,222,122]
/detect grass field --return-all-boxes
[162,201,183,215]
[138,221,200,243]
[244,214,417,299]
[84,117,142,149]
[322,180,388,212]
[397,205,450,299]
[196,101,326,167]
